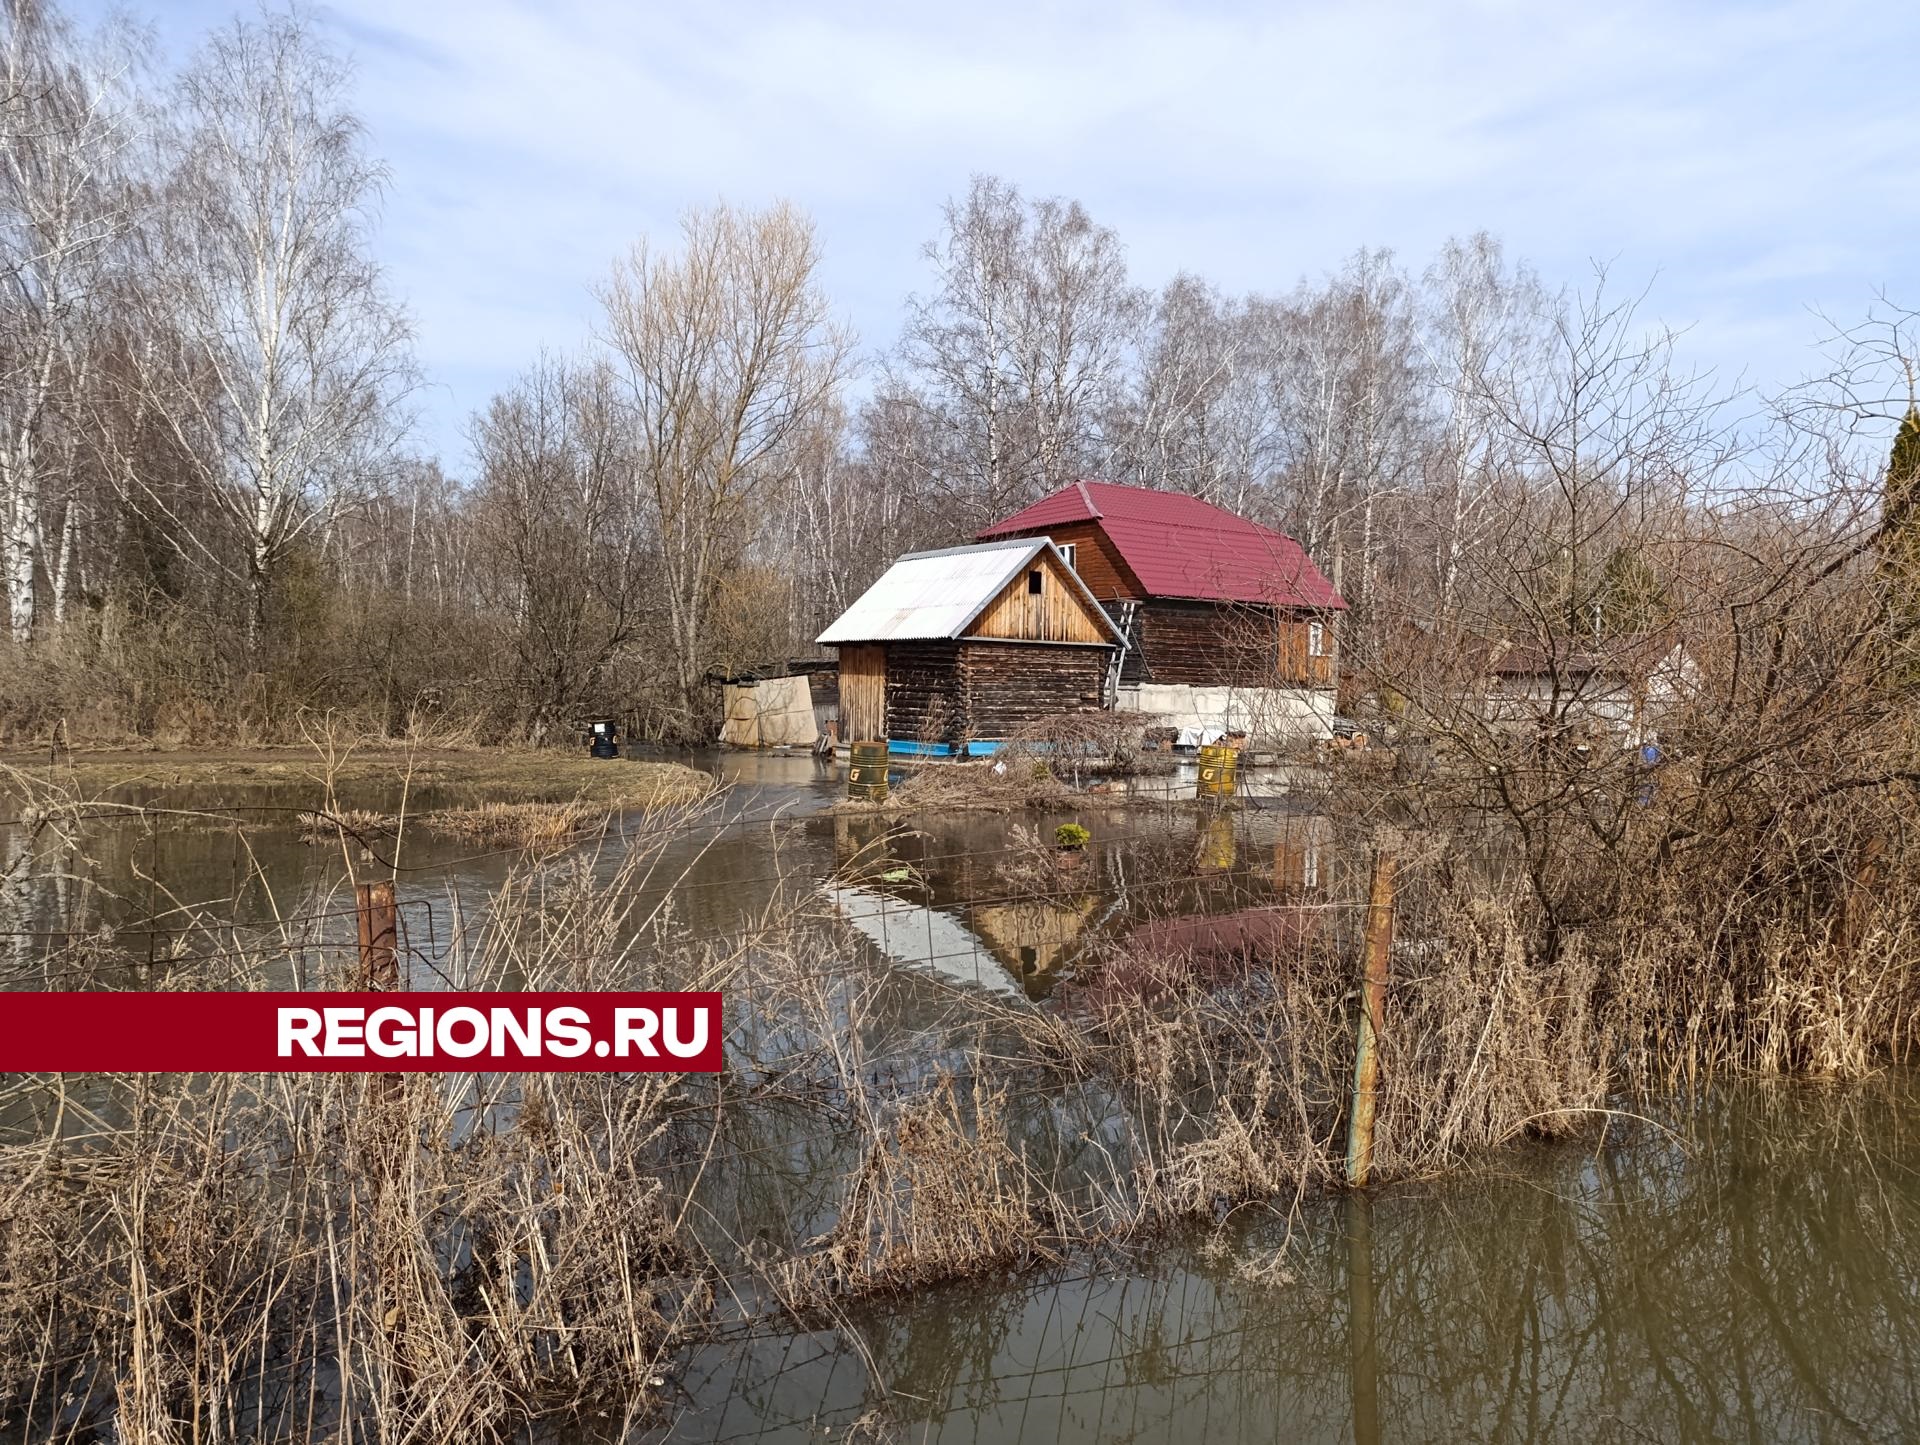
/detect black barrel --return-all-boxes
[587,719,620,759]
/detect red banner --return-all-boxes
[0,992,723,1073]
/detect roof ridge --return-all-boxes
[899,537,1040,561]
[1074,479,1103,518]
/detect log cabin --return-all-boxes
[977,481,1347,743]
[816,537,1125,754]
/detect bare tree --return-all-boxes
[470,354,640,737]
[1415,232,1559,615]
[124,9,412,650]
[1109,274,1282,511]
[885,175,1144,530]
[1265,248,1425,611]
[597,200,851,733]
[0,0,138,642]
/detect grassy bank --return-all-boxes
[0,745,717,809]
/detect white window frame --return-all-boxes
[1307,619,1326,658]
[1057,542,1078,572]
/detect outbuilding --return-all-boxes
[816,537,1124,755]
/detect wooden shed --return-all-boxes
[816,538,1124,755]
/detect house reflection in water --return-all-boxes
[826,808,1344,1001]
[828,813,1102,999]
[1273,813,1334,897]
[969,895,1100,997]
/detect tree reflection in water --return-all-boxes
[647,1074,1920,1443]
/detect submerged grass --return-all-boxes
[7,756,1920,1441]
[298,800,617,851]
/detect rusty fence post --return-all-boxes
[1345,847,1397,1187]
[356,879,399,989]
[1346,1193,1381,1444]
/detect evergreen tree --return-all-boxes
[1596,545,1669,637]
[1883,405,1920,598]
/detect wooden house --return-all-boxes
[816,538,1125,754]
[978,481,1346,742]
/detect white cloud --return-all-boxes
[203,0,1916,464]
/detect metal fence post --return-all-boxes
[356,880,399,989]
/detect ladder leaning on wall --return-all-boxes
[1103,600,1140,708]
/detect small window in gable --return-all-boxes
[1027,569,1044,595]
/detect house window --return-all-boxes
[1027,569,1044,595]
[1057,542,1078,572]
[1307,620,1326,657]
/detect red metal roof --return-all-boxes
[977,481,1346,610]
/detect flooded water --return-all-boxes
[0,750,1342,999]
[651,1073,1920,1443]
[5,751,1913,1441]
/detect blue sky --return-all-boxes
[89,0,1920,470]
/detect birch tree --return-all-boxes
[127,11,411,650]
[1417,233,1557,614]
[886,175,1144,530]
[0,0,137,642]
[1267,249,1424,610]
[597,201,851,732]
[1109,274,1282,512]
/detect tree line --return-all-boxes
[3,0,1913,745]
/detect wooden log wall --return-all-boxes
[883,640,967,747]
[959,643,1109,739]
[1118,605,1151,683]
[1134,601,1273,686]
[1133,601,1337,688]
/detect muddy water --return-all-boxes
[650,1074,1920,1443]
[7,754,1913,1441]
[0,751,1337,999]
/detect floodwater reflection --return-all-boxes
[649,1074,1920,1443]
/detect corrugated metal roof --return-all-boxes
[978,480,1346,611]
[816,538,1121,645]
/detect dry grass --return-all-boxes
[294,807,398,846]
[11,745,1920,1440]
[838,756,1075,816]
[0,746,716,809]
[420,799,613,849]
[0,827,727,1445]
[834,712,1169,818]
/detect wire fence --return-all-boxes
[0,782,1527,1443]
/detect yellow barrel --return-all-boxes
[1197,742,1239,798]
[1197,812,1237,870]
[848,740,890,801]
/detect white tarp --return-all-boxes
[720,676,818,748]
